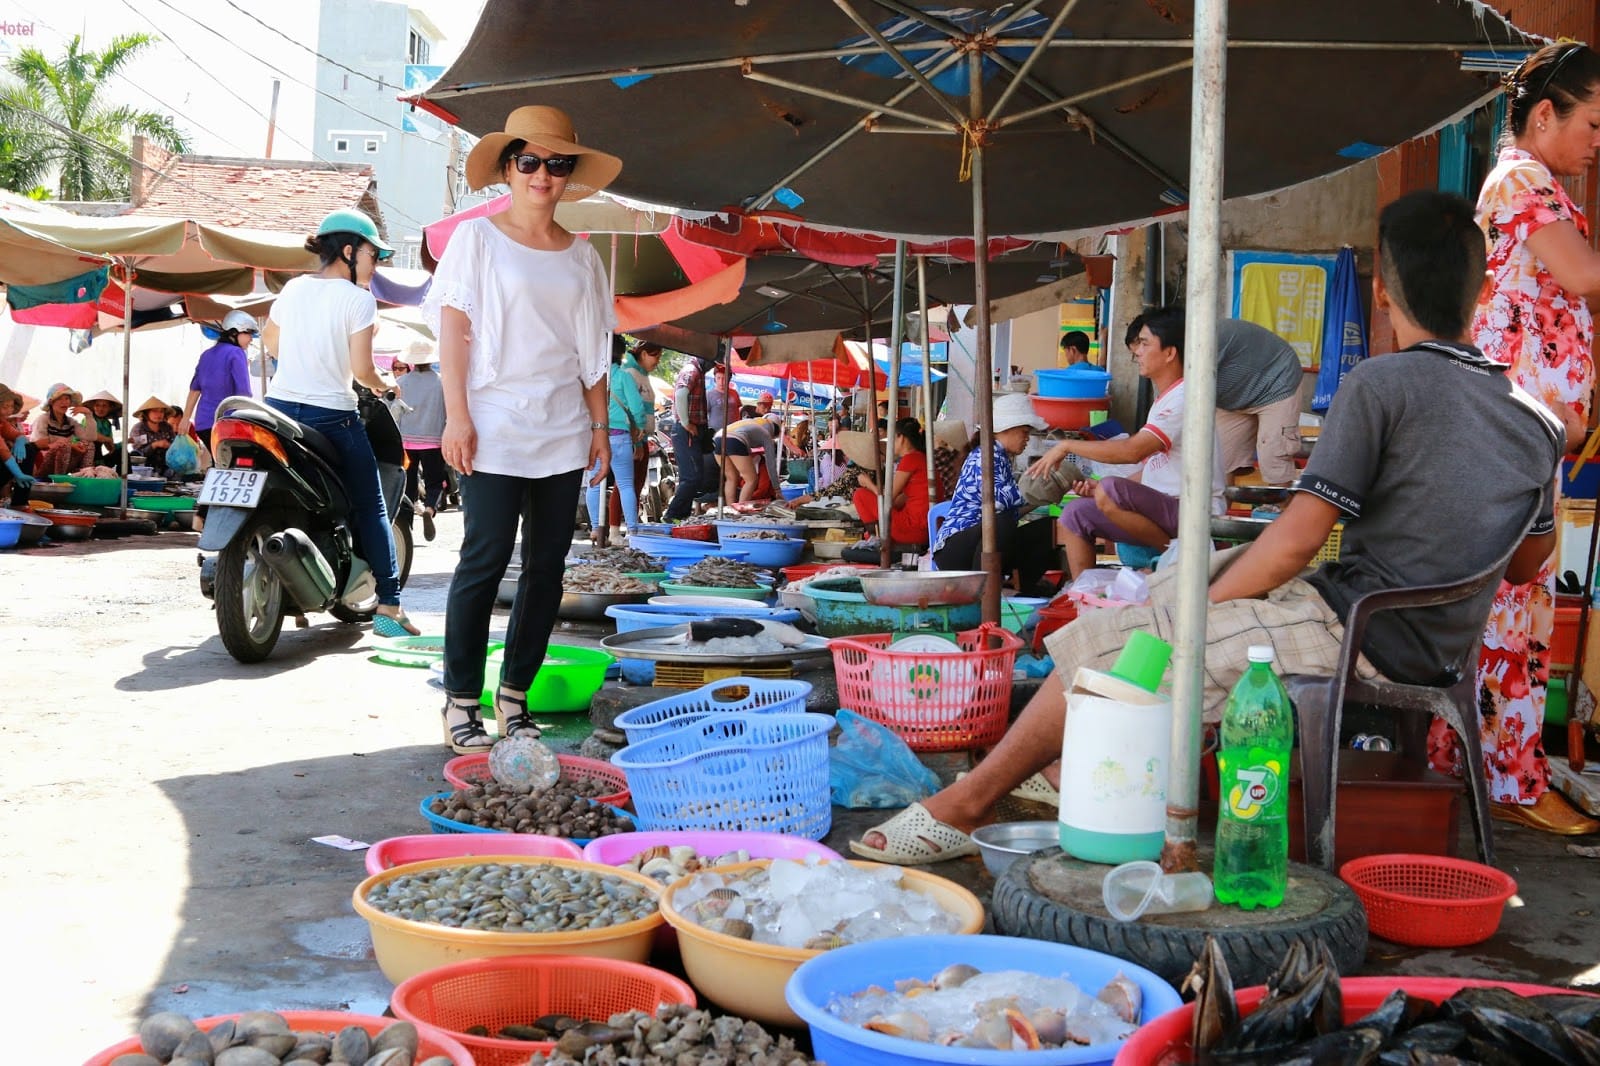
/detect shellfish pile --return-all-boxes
[526,1004,817,1065]
[673,858,962,949]
[428,782,631,838]
[563,567,653,593]
[363,861,656,932]
[676,558,766,588]
[114,1012,449,1065]
[828,965,1142,1051]
[576,546,665,571]
[616,844,753,883]
[725,530,792,541]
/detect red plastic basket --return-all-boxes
[830,624,1023,751]
[390,955,695,1066]
[670,522,715,541]
[83,1010,475,1066]
[443,753,631,807]
[1339,853,1517,948]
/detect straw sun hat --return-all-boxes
[83,389,123,418]
[133,395,170,418]
[832,429,881,471]
[464,105,622,199]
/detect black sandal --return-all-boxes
[496,684,541,740]
[442,697,492,754]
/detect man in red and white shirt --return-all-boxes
[1030,307,1224,577]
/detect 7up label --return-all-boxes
[1225,752,1283,822]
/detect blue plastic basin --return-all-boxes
[605,602,802,683]
[1035,365,1111,399]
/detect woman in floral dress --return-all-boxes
[1428,43,1600,834]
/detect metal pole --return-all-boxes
[119,260,134,510]
[969,55,1000,626]
[917,256,935,514]
[716,338,728,519]
[265,79,280,157]
[882,240,907,567]
[1163,0,1228,875]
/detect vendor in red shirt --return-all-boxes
[854,417,938,547]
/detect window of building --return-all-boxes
[408,29,430,65]
[334,138,349,153]
[365,139,380,154]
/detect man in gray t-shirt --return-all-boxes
[1215,318,1306,485]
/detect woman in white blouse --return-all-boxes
[423,106,621,754]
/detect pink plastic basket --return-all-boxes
[442,753,631,807]
[365,832,582,877]
[581,828,843,866]
[830,624,1023,751]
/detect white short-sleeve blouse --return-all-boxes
[422,218,614,478]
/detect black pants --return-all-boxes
[405,446,450,511]
[933,511,1059,593]
[443,467,582,699]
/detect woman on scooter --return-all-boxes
[424,105,619,754]
[261,208,418,639]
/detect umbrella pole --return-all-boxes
[917,255,935,517]
[882,240,907,567]
[716,338,727,519]
[119,260,134,511]
[1162,0,1228,875]
[968,59,1001,626]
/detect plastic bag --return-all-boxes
[828,708,943,809]
[166,435,200,475]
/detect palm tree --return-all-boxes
[0,33,188,201]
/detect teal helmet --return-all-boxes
[316,208,394,260]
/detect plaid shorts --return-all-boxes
[1042,547,1377,722]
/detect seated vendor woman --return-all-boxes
[713,409,781,503]
[1028,308,1223,577]
[853,417,937,547]
[76,390,124,468]
[127,395,177,474]
[29,382,92,476]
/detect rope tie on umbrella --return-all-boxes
[957,119,993,183]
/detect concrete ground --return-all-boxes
[8,515,1598,1061]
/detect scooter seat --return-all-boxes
[215,396,344,471]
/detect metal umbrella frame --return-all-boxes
[416,0,1536,864]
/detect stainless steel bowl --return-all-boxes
[1224,485,1290,506]
[971,820,1060,878]
[857,569,989,607]
[558,588,653,621]
[47,518,95,541]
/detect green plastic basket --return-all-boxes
[625,570,670,585]
[128,493,196,513]
[50,475,122,506]
[479,643,615,715]
[658,580,772,601]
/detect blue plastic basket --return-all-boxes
[628,533,752,561]
[418,791,634,846]
[605,605,803,684]
[716,535,807,568]
[613,676,814,745]
[786,934,1183,1066]
[713,518,807,541]
[612,712,834,838]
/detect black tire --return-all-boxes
[990,849,1368,989]
[330,516,413,624]
[214,514,286,663]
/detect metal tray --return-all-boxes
[1224,485,1290,506]
[601,623,832,664]
[857,569,989,607]
[558,588,654,621]
[1210,515,1275,541]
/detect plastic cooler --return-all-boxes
[604,603,802,683]
[613,676,813,745]
[831,624,1024,751]
[611,712,834,838]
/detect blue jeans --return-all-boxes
[584,429,639,531]
[265,398,400,605]
[443,468,581,698]
[665,422,704,520]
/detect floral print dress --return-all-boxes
[1427,147,1594,804]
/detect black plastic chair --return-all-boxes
[1281,515,1534,871]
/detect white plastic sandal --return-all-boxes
[849,802,977,865]
[1009,772,1061,806]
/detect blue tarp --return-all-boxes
[1311,246,1368,413]
[873,356,947,387]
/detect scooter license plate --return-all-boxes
[197,469,269,508]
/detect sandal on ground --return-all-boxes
[373,606,420,638]
[1009,772,1061,806]
[849,802,977,865]
[442,697,493,755]
[495,683,542,740]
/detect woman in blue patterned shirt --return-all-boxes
[932,393,1062,592]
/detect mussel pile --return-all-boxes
[428,782,630,837]
[526,1004,817,1065]
[115,1012,450,1065]
[363,861,656,932]
[677,558,765,588]
[576,546,665,571]
[1177,936,1600,1064]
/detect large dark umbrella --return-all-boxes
[417,0,1534,862]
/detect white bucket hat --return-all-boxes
[994,392,1046,433]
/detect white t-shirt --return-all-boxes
[422,218,613,478]
[266,275,377,412]
[1137,378,1225,512]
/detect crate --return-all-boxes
[1553,598,1582,668]
[614,676,812,746]
[1312,523,1344,565]
[612,712,833,838]
[830,624,1023,752]
[652,662,794,688]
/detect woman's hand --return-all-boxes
[587,428,611,486]
[442,416,478,477]
[1068,478,1096,497]
[1026,444,1067,480]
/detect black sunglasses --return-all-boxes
[511,152,578,178]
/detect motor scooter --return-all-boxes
[196,390,413,663]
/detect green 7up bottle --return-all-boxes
[1214,645,1294,910]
